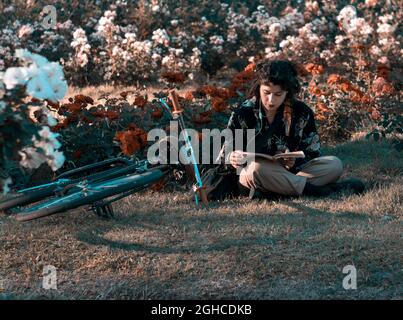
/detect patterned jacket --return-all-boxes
[222,96,321,173]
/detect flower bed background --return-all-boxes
[0,0,402,192]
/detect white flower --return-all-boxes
[209,35,224,45]
[20,126,66,171]
[337,5,357,22]
[35,126,62,151]
[335,35,345,44]
[170,19,179,27]
[26,72,54,100]
[370,45,382,56]
[8,49,68,101]
[48,79,68,101]
[19,147,47,169]
[152,28,170,46]
[47,150,65,171]
[378,14,393,24]
[15,49,49,67]
[42,62,64,81]
[377,23,395,35]
[18,24,33,38]
[152,5,160,12]
[269,23,283,34]
[3,67,30,89]
[152,53,162,61]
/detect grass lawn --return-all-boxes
[0,138,401,299]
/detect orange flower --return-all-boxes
[62,102,83,113]
[338,82,353,92]
[327,74,342,85]
[211,97,228,112]
[151,108,163,119]
[244,62,256,73]
[91,110,119,120]
[183,90,195,101]
[161,72,185,83]
[305,63,315,73]
[114,125,148,156]
[360,95,372,104]
[134,95,148,108]
[316,103,330,113]
[315,113,326,121]
[309,85,322,96]
[305,63,324,75]
[45,99,60,109]
[74,94,94,105]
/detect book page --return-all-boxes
[238,151,305,161]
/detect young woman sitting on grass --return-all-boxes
[225,59,364,199]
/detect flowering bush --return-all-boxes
[0,49,67,193]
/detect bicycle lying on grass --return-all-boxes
[0,90,208,222]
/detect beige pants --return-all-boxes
[239,156,343,196]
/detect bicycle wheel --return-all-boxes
[0,185,57,213]
[15,169,165,222]
[0,161,146,212]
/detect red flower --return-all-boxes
[193,114,211,124]
[151,108,163,119]
[211,97,228,112]
[74,94,94,105]
[62,103,83,113]
[327,74,343,85]
[134,95,148,108]
[316,103,330,113]
[114,125,148,156]
[91,110,119,120]
[161,72,185,83]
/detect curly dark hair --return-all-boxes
[247,59,301,102]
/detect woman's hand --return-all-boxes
[229,151,246,169]
[279,157,296,170]
[276,149,296,170]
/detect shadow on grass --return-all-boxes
[76,199,372,254]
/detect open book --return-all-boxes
[237,150,305,161]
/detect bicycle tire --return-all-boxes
[0,186,56,212]
[0,161,144,212]
[15,169,165,222]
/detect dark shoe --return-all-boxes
[302,182,333,197]
[328,178,365,194]
[237,183,251,197]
